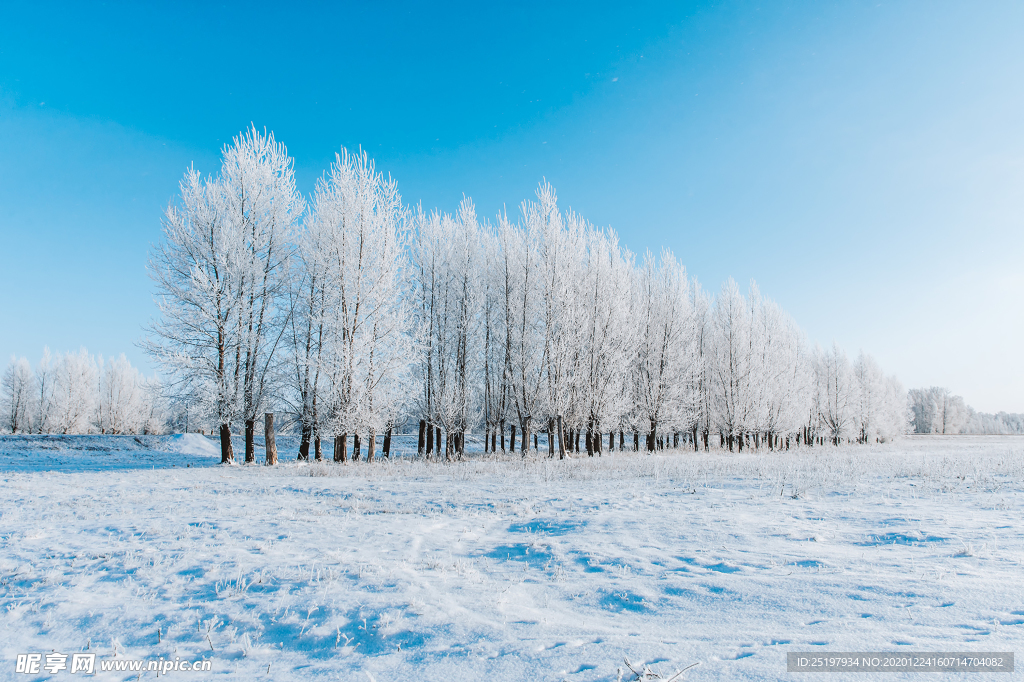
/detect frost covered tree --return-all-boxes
[49,348,99,434]
[908,386,969,434]
[33,347,56,434]
[287,208,330,460]
[412,201,482,460]
[500,196,550,455]
[301,148,412,463]
[479,226,510,453]
[686,283,713,451]
[709,279,753,451]
[2,356,36,433]
[96,354,156,435]
[220,128,302,461]
[814,343,860,445]
[536,188,586,458]
[146,127,302,463]
[632,250,693,452]
[577,226,634,456]
[853,352,888,443]
[748,288,809,449]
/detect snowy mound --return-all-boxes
[162,432,220,457]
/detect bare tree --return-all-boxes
[2,356,36,433]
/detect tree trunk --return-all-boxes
[534,433,538,451]
[633,431,639,451]
[574,430,580,452]
[219,423,234,463]
[298,423,311,461]
[264,413,277,465]
[520,420,530,456]
[673,432,679,449]
[339,433,348,462]
[548,418,555,457]
[585,424,594,457]
[353,433,361,461]
[367,429,376,463]
[314,436,322,461]
[500,419,506,452]
[510,424,516,455]
[436,426,442,455]
[491,431,496,453]
[557,415,566,460]
[426,421,434,457]
[333,434,343,462]
[692,426,699,452]
[244,419,255,463]
[383,427,392,458]
[619,430,624,451]
[418,419,426,456]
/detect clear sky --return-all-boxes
[1,1,1022,412]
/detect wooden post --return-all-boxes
[245,419,255,463]
[264,413,277,465]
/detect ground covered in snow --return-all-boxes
[0,434,1022,681]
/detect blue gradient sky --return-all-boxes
[1,1,1022,411]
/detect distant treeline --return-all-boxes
[908,387,1023,434]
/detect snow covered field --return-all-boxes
[0,434,1021,681]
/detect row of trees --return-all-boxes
[1,349,166,435]
[909,386,1024,434]
[146,127,909,463]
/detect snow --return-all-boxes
[0,434,1022,680]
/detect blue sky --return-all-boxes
[1,1,1022,412]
